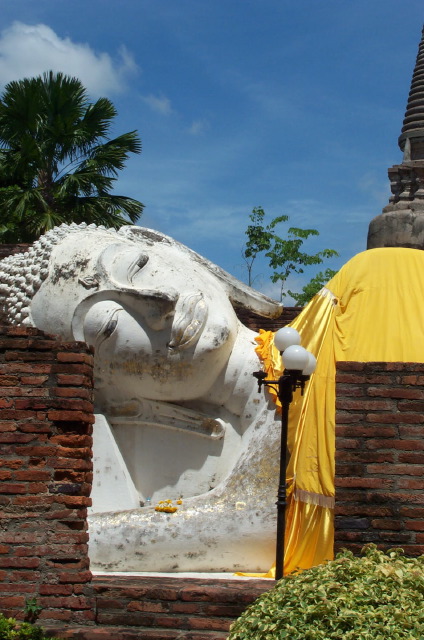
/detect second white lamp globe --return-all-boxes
[282,345,310,372]
[274,327,301,352]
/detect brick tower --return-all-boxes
[367,25,424,249]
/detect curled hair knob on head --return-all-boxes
[0,222,116,326]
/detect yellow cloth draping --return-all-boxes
[254,247,424,577]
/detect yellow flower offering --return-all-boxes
[154,497,181,513]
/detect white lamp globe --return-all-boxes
[282,345,309,371]
[274,327,301,352]
[303,352,317,376]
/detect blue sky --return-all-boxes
[0,1,423,301]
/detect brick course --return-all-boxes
[235,305,301,332]
[46,575,272,640]
[0,325,95,625]
[335,361,424,556]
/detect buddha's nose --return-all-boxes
[138,289,178,330]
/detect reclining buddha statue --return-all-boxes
[0,223,283,572]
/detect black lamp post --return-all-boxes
[253,327,316,581]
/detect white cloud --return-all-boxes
[0,22,137,95]
[188,119,209,135]
[142,93,173,115]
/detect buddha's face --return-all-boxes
[31,231,239,404]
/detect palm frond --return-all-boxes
[0,71,143,240]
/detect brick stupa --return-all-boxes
[368,25,424,249]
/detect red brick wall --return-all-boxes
[0,244,30,261]
[3,323,424,629]
[0,325,95,625]
[335,361,424,556]
[235,305,302,332]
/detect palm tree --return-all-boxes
[0,71,143,242]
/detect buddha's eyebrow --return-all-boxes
[127,254,149,285]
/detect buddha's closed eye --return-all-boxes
[96,307,122,349]
[103,309,120,337]
[83,302,123,349]
[127,254,149,285]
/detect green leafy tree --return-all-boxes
[243,207,338,302]
[288,267,338,306]
[243,206,286,286]
[0,71,143,242]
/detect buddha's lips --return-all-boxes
[168,292,208,350]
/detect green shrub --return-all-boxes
[0,614,61,639]
[229,545,424,640]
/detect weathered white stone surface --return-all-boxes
[367,205,424,250]
[91,414,140,513]
[0,224,283,572]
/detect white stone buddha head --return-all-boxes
[0,224,281,406]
